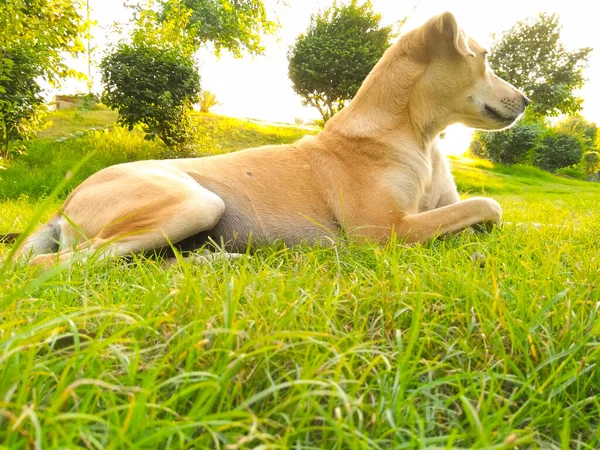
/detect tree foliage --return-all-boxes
[489,13,591,118]
[161,0,277,57]
[533,131,584,172]
[0,51,45,159]
[288,1,395,122]
[129,1,200,58]
[0,0,88,158]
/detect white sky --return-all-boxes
[64,0,599,154]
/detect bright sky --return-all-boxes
[65,0,599,155]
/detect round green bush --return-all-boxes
[100,41,201,148]
[582,151,600,177]
[469,123,542,164]
[533,131,583,172]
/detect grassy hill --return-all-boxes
[451,156,600,195]
[1,110,599,448]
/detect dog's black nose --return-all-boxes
[522,95,530,107]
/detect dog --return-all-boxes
[5,12,528,266]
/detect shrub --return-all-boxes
[554,115,597,151]
[533,131,584,172]
[100,41,201,148]
[582,151,600,177]
[469,122,542,164]
[467,137,486,159]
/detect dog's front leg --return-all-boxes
[354,197,501,244]
[393,197,501,243]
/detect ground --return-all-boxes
[0,109,599,448]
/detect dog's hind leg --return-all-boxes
[26,168,226,267]
[29,192,225,267]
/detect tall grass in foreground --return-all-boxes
[1,193,599,448]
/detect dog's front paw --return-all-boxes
[29,254,58,267]
[482,198,502,229]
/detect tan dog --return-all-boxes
[11,12,528,266]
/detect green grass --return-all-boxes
[0,111,313,202]
[450,156,600,195]
[0,111,599,448]
[37,107,119,140]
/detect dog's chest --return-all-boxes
[418,146,458,211]
[378,145,455,214]
[377,155,434,211]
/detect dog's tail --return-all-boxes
[18,218,62,257]
[0,233,20,244]
[2,216,62,259]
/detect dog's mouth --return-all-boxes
[483,104,517,124]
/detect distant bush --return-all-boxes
[467,137,486,159]
[533,131,583,172]
[554,115,597,151]
[469,122,542,164]
[582,151,600,178]
[77,94,101,111]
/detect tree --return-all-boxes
[288,1,395,123]
[489,13,591,118]
[0,51,45,159]
[469,122,542,164]
[161,0,277,57]
[101,4,201,148]
[0,0,88,158]
[533,131,583,172]
[101,41,201,148]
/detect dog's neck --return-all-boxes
[324,30,451,152]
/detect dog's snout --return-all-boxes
[522,95,530,108]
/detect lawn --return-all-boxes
[0,110,599,448]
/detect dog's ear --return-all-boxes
[428,12,475,58]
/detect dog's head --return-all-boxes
[420,12,529,131]
[327,12,529,138]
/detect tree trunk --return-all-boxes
[326,102,335,120]
[311,100,328,123]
